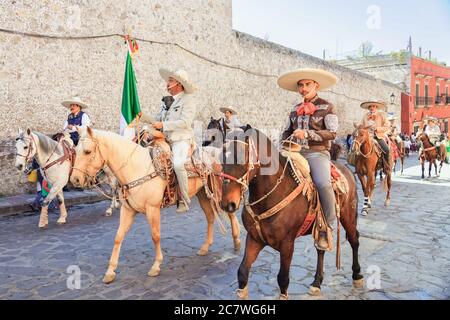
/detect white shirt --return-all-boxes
[63,113,92,132]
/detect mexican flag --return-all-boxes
[119,51,141,138]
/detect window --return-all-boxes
[415,83,420,106]
[425,84,429,106]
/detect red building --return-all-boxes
[402,56,450,135]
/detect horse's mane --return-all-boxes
[33,131,58,155]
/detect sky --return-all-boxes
[232,0,450,65]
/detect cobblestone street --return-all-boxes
[0,156,449,300]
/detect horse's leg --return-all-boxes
[357,174,369,215]
[39,183,64,229]
[421,160,425,179]
[434,160,438,177]
[401,157,404,175]
[341,218,364,287]
[309,249,325,296]
[429,161,433,178]
[196,189,215,256]
[105,177,118,216]
[146,206,164,277]
[229,212,241,252]
[56,191,68,225]
[237,234,264,300]
[103,205,136,284]
[277,241,294,300]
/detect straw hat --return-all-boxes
[159,68,196,94]
[387,115,398,121]
[277,68,338,92]
[424,116,438,123]
[360,100,387,110]
[61,97,88,109]
[220,106,238,115]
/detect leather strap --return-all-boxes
[42,141,73,171]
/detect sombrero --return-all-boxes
[387,115,398,121]
[61,97,88,109]
[159,68,196,94]
[277,68,338,92]
[219,106,238,115]
[360,100,387,110]
[424,116,438,123]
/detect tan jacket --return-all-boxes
[141,92,197,142]
[361,111,390,139]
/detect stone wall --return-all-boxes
[0,0,402,196]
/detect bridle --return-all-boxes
[352,129,374,158]
[218,138,260,196]
[15,135,37,165]
[72,137,107,186]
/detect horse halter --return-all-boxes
[15,135,36,164]
[352,130,374,158]
[219,138,260,196]
[72,137,106,185]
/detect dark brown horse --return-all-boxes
[352,126,392,215]
[417,133,446,179]
[220,128,363,300]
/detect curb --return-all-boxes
[0,191,108,218]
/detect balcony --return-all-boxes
[415,97,434,107]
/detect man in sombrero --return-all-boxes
[62,97,92,146]
[278,68,339,251]
[219,106,242,131]
[360,100,391,163]
[140,68,197,213]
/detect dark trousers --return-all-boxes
[375,137,390,162]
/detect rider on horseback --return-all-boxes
[219,106,242,130]
[62,97,92,146]
[139,68,197,213]
[423,117,442,154]
[360,101,391,164]
[278,68,339,251]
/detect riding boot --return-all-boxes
[316,185,336,251]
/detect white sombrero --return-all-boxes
[159,68,196,94]
[277,68,338,92]
[61,97,88,109]
[360,100,387,110]
[219,106,238,115]
[387,115,398,121]
[424,116,438,123]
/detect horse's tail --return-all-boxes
[330,142,342,161]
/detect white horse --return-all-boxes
[70,127,241,284]
[14,129,119,228]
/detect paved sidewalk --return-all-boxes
[0,191,107,217]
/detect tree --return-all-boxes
[359,42,374,58]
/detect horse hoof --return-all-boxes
[56,219,67,225]
[279,293,289,300]
[197,248,209,256]
[148,267,160,277]
[353,278,365,289]
[104,209,113,217]
[103,272,116,284]
[234,241,241,252]
[114,202,121,209]
[361,210,368,217]
[384,200,390,207]
[308,286,321,296]
[39,224,48,230]
[236,287,248,300]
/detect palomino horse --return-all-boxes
[220,128,363,300]
[417,133,446,179]
[14,129,120,227]
[70,127,240,284]
[352,126,393,215]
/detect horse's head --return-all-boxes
[220,126,275,213]
[352,124,371,154]
[203,117,223,147]
[14,128,36,172]
[70,126,105,188]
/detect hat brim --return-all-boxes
[220,107,238,115]
[61,100,88,109]
[360,102,387,110]
[159,68,196,94]
[277,69,338,92]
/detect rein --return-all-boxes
[352,138,374,158]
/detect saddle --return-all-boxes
[280,149,349,251]
[147,137,222,208]
[42,135,76,174]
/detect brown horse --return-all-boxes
[391,137,405,175]
[352,126,392,215]
[219,128,363,300]
[417,133,446,179]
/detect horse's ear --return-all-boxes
[26,128,31,136]
[18,128,24,135]
[353,122,359,129]
[87,126,94,138]
[245,124,252,131]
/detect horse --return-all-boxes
[390,136,405,175]
[352,126,393,215]
[69,126,241,284]
[219,128,363,300]
[203,118,224,147]
[14,129,120,228]
[417,133,446,179]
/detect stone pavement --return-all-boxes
[0,155,449,300]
